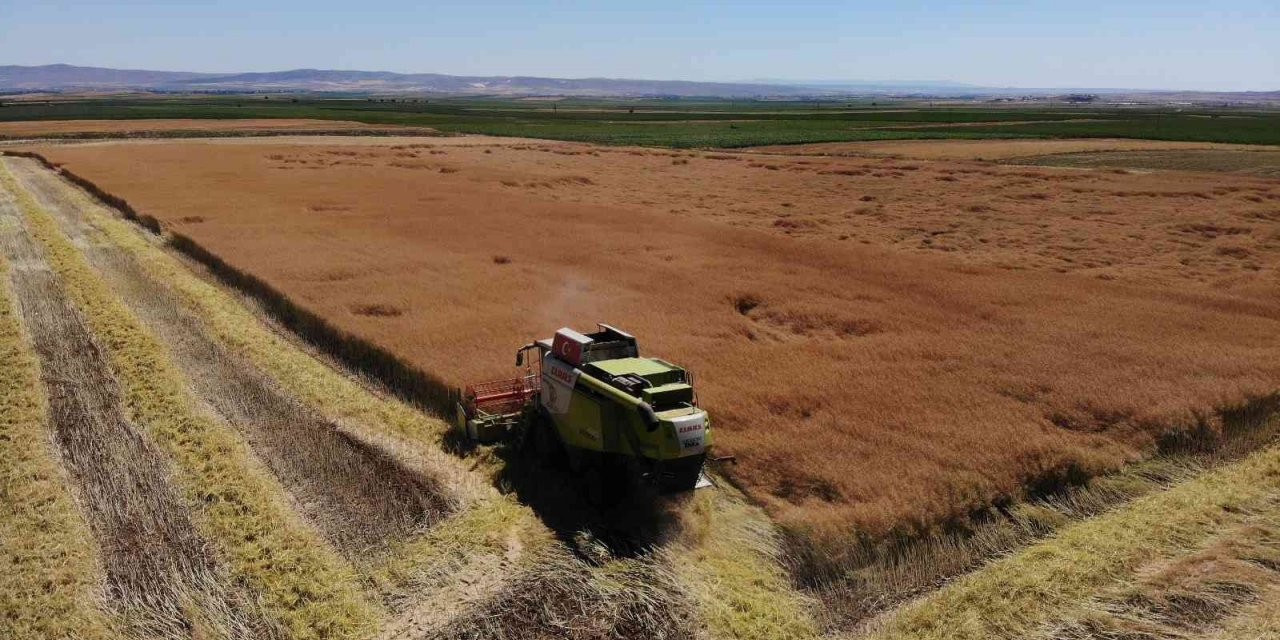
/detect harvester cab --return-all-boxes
[455,324,711,497]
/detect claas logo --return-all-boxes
[549,365,575,384]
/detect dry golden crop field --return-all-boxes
[19,135,1280,566]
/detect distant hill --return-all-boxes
[4,65,1275,101]
[0,64,829,97]
[0,64,211,90]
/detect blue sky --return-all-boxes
[2,1,1276,90]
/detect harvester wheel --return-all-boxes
[528,412,564,465]
[584,465,606,507]
[582,452,626,507]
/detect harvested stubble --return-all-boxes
[432,546,698,640]
[0,189,110,639]
[1212,581,1280,639]
[1,160,377,639]
[0,172,269,638]
[671,489,819,640]
[7,157,454,559]
[868,429,1280,640]
[810,394,1280,631]
[1042,513,1280,639]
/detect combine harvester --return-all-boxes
[455,325,712,503]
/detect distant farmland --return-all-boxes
[4,96,1280,147]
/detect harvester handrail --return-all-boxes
[465,373,539,417]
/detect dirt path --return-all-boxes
[740,137,1271,160]
[1008,148,1280,175]
[0,173,263,639]
[6,156,454,559]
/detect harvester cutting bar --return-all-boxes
[466,374,540,417]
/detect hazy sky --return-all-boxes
[2,1,1276,90]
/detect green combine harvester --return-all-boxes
[454,324,711,500]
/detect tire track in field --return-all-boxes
[0,168,265,640]
[6,156,453,558]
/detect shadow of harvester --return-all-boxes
[489,438,692,563]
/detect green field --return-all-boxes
[3,95,1280,147]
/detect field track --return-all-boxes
[1011,148,1280,176]
[741,138,1272,160]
